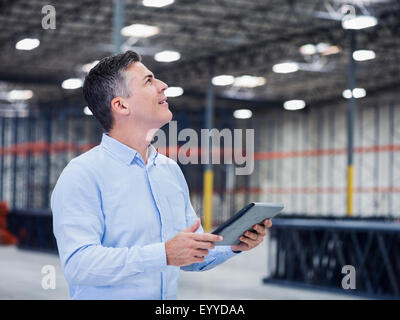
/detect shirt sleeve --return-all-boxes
[170,163,241,272]
[51,160,168,287]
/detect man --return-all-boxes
[51,50,272,300]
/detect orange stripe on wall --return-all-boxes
[0,141,96,156]
[0,142,400,158]
[191,186,400,195]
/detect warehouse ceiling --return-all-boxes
[0,0,399,112]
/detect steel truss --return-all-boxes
[264,217,400,298]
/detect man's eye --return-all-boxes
[147,78,152,83]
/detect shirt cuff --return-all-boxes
[220,246,241,257]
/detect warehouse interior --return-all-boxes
[0,0,399,299]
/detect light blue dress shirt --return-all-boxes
[51,133,238,300]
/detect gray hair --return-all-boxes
[83,50,141,132]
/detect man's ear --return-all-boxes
[110,97,130,115]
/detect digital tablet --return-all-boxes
[211,202,284,246]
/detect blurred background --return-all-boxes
[0,0,399,299]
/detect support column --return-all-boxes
[202,60,215,232]
[347,31,357,217]
[113,0,124,54]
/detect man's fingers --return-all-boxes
[192,241,215,250]
[194,249,209,257]
[192,232,223,243]
[192,256,205,263]
[263,219,272,228]
[253,224,267,236]
[240,235,260,246]
[244,230,258,241]
[232,242,249,252]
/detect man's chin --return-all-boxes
[154,110,173,129]
[163,109,173,124]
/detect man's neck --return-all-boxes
[108,126,156,164]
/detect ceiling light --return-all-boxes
[233,109,252,119]
[82,60,100,73]
[353,88,366,98]
[165,87,183,97]
[142,0,174,7]
[342,88,366,99]
[321,45,341,56]
[300,44,317,55]
[352,50,376,61]
[212,75,235,86]
[83,106,93,116]
[354,88,366,98]
[283,100,306,111]
[272,62,299,74]
[8,90,33,101]
[121,24,160,38]
[16,38,40,51]
[62,78,83,90]
[316,42,330,53]
[342,15,377,30]
[342,89,352,99]
[233,75,266,88]
[300,43,341,56]
[154,50,181,62]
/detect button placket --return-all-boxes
[144,166,167,299]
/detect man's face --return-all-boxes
[122,61,172,129]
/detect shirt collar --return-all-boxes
[147,143,159,166]
[100,133,158,166]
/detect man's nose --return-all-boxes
[157,79,168,92]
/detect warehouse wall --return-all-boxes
[0,112,103,210]
[253,92,400,217]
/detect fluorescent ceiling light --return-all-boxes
[316,42,330,52]
[352,88,366,98]
[342,15,377,30]
[165,87,183,97]
[121,24,160,38]
[342,88,366,99]
[233,75,266,88]
[353,50,376,61]
[82,60,99,73]
[62,78,83,90]
[8,90,33,101]
[272,62,299,74]
[83,106,93,116]
[16,38,40,50]
[283,100,306,111]
[321,45,341,56]
[300,43,341,56]
[300,44,317,55]
[154,50,181,62]
[342,89,352,99]
[233,109,252,119]
[212,75,235,86]
[142,0,174,7]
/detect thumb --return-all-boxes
[183,218,201,233]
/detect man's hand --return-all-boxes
[231,219,272,252]
[165,218,223,267]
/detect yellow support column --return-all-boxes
[346,30,357,218]
[202,169,213,232]
[347,165,354,217]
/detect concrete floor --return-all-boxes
[0,241,365,300]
